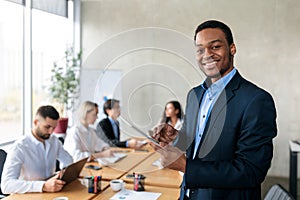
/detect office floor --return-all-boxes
[261,176,293,199]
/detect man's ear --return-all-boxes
[33,118,39,126]
[230,43,236,56]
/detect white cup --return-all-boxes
[53,197,68,200]
[110,179,125,192]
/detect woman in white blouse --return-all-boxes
[64,101,113,162]
[162,101,184,131]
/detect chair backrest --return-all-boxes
[0,149,7,196]
[264,184,295,200]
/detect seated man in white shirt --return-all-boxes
[1,105,73,194]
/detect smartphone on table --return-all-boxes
[85,165,102,170]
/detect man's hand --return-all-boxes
[42,173,66,192]
[127,138,138,148]
[157,145,186,173]
[151,123,178,147]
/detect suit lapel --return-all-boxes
[186,85,206,159]
[197,72,242,158]
[105,118,117,140]
[116,120,120,139]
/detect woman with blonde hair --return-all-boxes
[64,101,113,162]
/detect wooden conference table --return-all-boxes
[3,179,110,200]
[94,182,180,200]
[3,146,182,200]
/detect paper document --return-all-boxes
[96,153,127,166]
[110,189,161,200]
[152,158,163,169]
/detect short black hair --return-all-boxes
[103,99,120,116]
[194,20,234,45]
[36,105,59,120]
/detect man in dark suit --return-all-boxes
[96,99,142,148]
[151,20,277,200]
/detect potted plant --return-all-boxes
[49,46,82,133]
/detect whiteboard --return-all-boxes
[80,69,122,120]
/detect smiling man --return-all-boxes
[152,20,277,200]
[195,26,236,83]
[1,105,73,194]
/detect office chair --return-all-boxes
[264,184,295,200]
[0,149,8,198]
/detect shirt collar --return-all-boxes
[201,68,237,99]
[29,132,41,145]
[108,116,116,125]
[78,122,89,132]
[29,131,51,147]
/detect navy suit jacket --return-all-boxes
[177,71,277,200]
[97,118,127,148]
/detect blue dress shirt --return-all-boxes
[108,117,119,140]
[193,68,237,159]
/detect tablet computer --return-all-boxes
[60,157,88,184]
[121,118,161,146]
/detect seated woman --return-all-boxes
[64,101,113,162]
[151,101,184,146]
[161,100,184,131]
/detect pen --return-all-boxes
[94,176,97,193]
[88,176,94,193]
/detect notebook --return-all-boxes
[60,157,88,184]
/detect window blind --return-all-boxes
[4,0,25,6]
[32,0,68,17]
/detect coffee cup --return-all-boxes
[110,179,125,192]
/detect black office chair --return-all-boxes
[264,184,295,200]
[0,149,8,198]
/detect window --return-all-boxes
[32,4,73,115]
[0,0,73,145]
[0,1,24,143]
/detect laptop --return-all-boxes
[60,157,88,184]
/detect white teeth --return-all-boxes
[204,61,217,66]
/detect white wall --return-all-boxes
[80,0,300,177]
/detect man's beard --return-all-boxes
[206,54,233,79]
[36,127,50,140]
[219,53,233,76]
